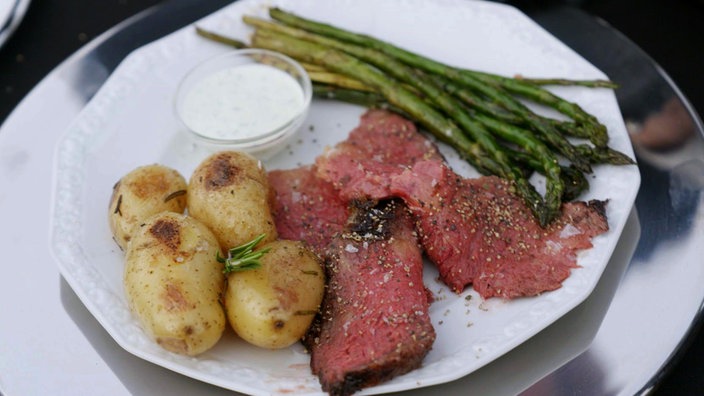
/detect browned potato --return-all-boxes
[187,151,277,250]
[109,164,187,250]
[224,240,325,349]
[124,212,226,356]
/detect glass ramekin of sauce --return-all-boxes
[175,48,312,158]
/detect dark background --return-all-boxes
[1,0,702,394]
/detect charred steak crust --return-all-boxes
[306,200,435,396]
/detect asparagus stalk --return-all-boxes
[313,83,396,109]
[471,72,609,147]
[558,165,590,201]
[250,31,481,158]
[249,32,474,158]
[252,29,554,224]
[196,26,376,92]
[430,71,613,157]
[314,83,587,204]
[312,83,635,170]
[269,7,612,149]
[427,72,593,172]
[504,149,589,201]
[306,71,371,91]
[252,22,563,223]
[246,17,564,223]
[472,112,563,216]
[575,144,637,165]
[196,11,634,225]
[550,119,595,140]
[195,26,247,48]
[197,21,628,171]
[515,76,618,89]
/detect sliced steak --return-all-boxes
[390,160,609,298]
[268,165,349,257]
[316,109,610,299]
[306,200,435,396]
[316,109,444,201]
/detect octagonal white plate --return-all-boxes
[50,0,640,394]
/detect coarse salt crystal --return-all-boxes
[560,223,581,238]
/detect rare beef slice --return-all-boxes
[305,200,435,396]
[315,109,444,201]
[316,109,609,299]
[390,160,609,298]
[268,165,350,257]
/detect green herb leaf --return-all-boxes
[218,233,270,274]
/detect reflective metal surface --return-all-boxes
[521,6,704,395]
[2,1,702,394]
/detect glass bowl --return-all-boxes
[175,48,312,158]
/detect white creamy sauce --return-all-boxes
[181,64,304,140]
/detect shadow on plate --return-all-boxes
[59,278,238,395]
[396,209,640,395]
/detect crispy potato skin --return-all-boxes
[124,212,225,356]
[187,151,277,251]
[109,164,187,250]
[225,240,325,349]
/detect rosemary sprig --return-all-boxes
[217,233,270,274]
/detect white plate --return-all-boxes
[49,0,640,394]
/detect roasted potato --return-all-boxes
[224,240,324,349]
[187,151,277,250]
[124,212,226,356]
[109,164,187,250]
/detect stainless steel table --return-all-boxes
[1,1,702,394]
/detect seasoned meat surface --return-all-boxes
[316,109,609,298]
[266,109,611,395]
[306,200,435,396]
[391,160,609,297]
[268,165,349,257]
[316,109,444,201]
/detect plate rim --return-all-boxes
[49,0,641,394]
